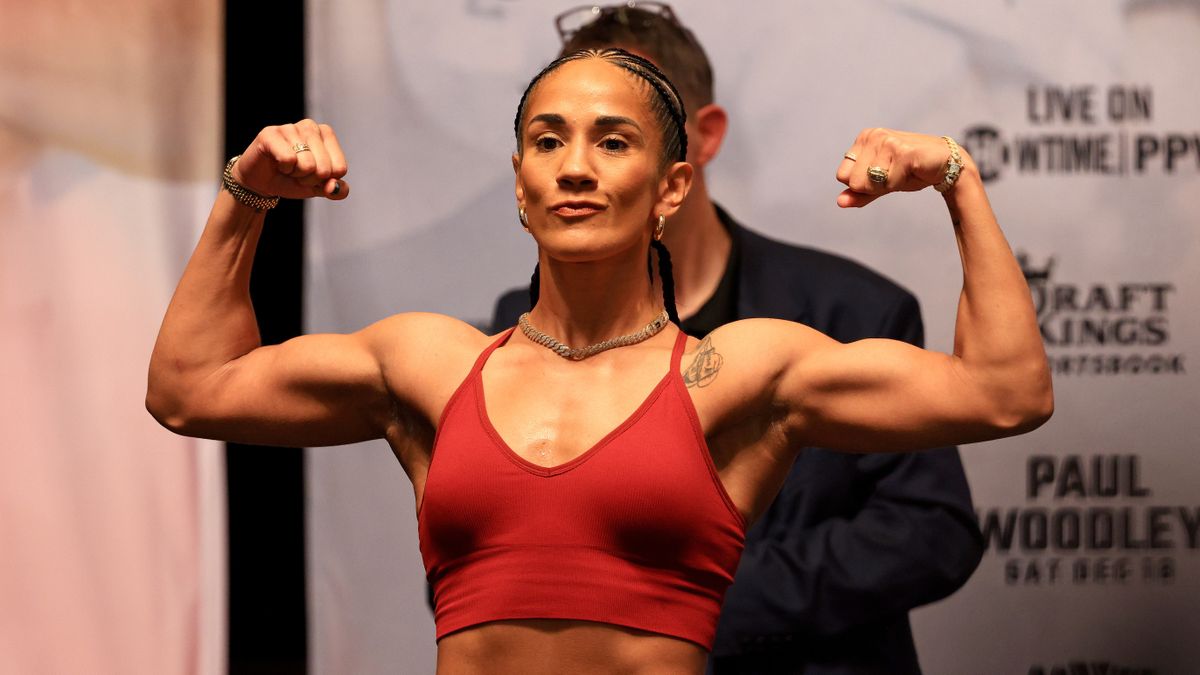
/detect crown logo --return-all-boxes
[1017,251,1055,284]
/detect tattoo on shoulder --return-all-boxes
[683,335,724,388]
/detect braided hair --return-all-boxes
[515,48,687,326]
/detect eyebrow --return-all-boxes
[594,115,642,132]
[527,113,642,133]
[529,113,566,127]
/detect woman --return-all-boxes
[148,49,1052,674]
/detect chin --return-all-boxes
[536,227,643,265]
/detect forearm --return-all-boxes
[946,163,1052,427]
[147,191,268,422]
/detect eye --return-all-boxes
[600,136,628,152]
[534,135,562,152]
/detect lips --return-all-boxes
[550,200,607,217]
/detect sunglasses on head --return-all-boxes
[554,2,682,44]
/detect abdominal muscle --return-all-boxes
[435,619,709,674]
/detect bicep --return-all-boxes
[765,325,1003,452]
[176,330,392,447]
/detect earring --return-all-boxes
[519,206,529,230]
[654,214,666,241]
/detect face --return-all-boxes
[513,58,690,263]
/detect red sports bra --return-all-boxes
[418,328,746,650]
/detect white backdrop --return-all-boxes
[306,2,1200,673]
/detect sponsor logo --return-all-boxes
[978,454,1199,586]
[1020,251,1184,376]
[961,84,1199,181]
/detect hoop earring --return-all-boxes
[653,214,666,241]
[519,206,529,230]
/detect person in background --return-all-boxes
[490,6,986,673]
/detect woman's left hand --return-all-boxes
[835,128,966,208]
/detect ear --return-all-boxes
[656,161,693,219]
[512,152,525,204]
[687,103,728,168]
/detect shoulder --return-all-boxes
[684,319,831,391]
[358,312,499,424]
[361,312,494,379]
[678,320,837,441]
[363,311,488,344]
[702,318,830,357]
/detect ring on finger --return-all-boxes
[867,166,889,184]
[844,152,858,161]
[293,142,312,154]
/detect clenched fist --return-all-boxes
[835,128,973,208]
[231,119,349,200]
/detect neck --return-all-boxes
[658,172,731,319]
[528,241,662,347]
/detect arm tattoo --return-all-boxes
[683,335,724,388]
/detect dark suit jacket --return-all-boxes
[490,206,984,675]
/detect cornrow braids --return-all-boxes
[651,239,680,326]
[602,51,688,163]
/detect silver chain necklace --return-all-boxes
[518,309,670,361]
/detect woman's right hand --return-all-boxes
[230,119,349,200]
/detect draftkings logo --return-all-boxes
[1028,662,1157,675]
[1019,251,1184,376]
[978,453,1200,587]
[960,83,1199,181]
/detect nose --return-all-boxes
[556,141,596,191]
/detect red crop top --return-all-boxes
[418,328,746,650]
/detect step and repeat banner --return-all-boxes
[0,2,225,674]
[305,2,1199,673]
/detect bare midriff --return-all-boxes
[434,619,709,674]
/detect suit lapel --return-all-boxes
[715,203,811,325]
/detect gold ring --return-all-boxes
[293,142,311,154]
[844,152,858,161]
[867,166,889,184]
